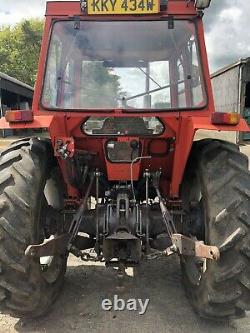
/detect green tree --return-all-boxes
[0,19,44,86]
[81,62,121,108]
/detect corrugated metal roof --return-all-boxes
[0,72,34,92]
[211,57,250,78]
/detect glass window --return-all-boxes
[42,20,206,111]
[82,117,164,136]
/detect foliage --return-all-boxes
[81,62,121,108]
[0,19,44,86]
[0,19,122,105]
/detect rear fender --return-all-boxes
[170,116,249,198]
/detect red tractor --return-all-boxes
[0,0,249,321]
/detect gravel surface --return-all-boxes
[1,255,250,333]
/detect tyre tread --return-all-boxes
[182,139,250,320]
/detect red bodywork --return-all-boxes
[0,0,249,200]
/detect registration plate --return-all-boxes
[87,0,160,15]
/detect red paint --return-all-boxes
[0,0,249,202]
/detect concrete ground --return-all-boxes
[0,134,250,333]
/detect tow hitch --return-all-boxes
[149,171,220,261]
[25,170,220,263]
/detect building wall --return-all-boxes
[212,65,240,114]
[197,64,242,144]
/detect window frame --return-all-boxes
[40,18,208,113]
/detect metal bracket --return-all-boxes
[80,0,87,12]
[171,234,220,260]
[74,16,81,30]
[55,137,75,159]
[25,234,70,258]
[103,231,141,263]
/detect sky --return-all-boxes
[0,0,250,73]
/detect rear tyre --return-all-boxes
[0,138,67,318]
[181,139,250,320]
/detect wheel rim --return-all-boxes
[184,253,207,286]
[183,177,207,286]
[39,171,65,284]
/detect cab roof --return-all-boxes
[45,0,197,16]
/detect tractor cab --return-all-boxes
[41,19,206,111]
[35,0,216,188]
[0,0,250,322]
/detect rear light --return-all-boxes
[5,110,34,123]
[211,112,240,125]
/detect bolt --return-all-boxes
[30,249,36,257]
[169,244,177,252]
[56,139,63,145]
